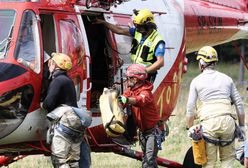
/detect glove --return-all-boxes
[118,95,128,105]
[239,126,246,141]
[187,126,195,138]
[187,125,202,140]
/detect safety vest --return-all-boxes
[130,29,164,66]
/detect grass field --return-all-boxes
[4,62,248,168]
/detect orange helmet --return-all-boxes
[126,64,148,80]
[51,53,72,71]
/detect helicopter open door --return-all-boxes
[80,14,117,110]
[82,12,133,96]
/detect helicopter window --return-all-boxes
[60,19,85,65]
[0,10,15,59]
[60,19,86,100]
[15,10,41,73]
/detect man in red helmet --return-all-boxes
[118,64,164,168]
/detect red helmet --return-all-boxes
[126,64,148,80]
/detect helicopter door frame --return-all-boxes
[74,6,92,109]
[14,9,43,111]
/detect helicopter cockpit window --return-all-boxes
[0,10,15,59]
[15,10,40,73]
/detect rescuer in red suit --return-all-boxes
[118,64,164,168]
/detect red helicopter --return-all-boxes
[0,0,247,167]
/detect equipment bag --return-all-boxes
[192,138,207,165]
[99,88,126,137]
[71,107,92,128]
[46,106,69,144]
[46,105,92,144]
[47,105,70,121]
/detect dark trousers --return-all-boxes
[79,140,91,168]
[139,129,158,168]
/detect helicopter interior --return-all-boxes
[81,15,114,109]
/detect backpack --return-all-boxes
[46,105,92,144]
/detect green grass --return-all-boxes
[4,62,248,168]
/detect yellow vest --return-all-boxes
[130,29,164,66]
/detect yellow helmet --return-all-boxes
[133,9,154,25]
[51,53,72,71]
[196,46,218,63]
